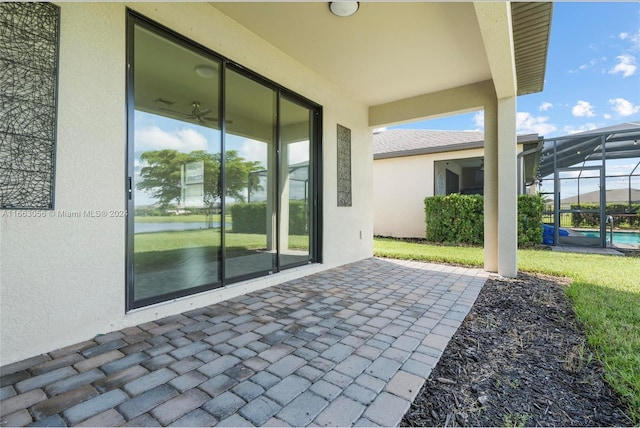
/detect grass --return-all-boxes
[374,237,640,423]
[135,229,309,252]
[135,214,229,223]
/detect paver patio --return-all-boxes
[0,258,488,427]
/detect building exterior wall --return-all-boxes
[0,3,372,366]
[373,145,523,239]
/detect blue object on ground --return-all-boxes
[541,224,570,245]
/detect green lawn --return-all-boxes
[135,214,228,223]
[374,237,640,423]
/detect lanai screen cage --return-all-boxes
[536,122,640,248]
[248,161,309,204]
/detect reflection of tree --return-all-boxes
[138,149,262,207]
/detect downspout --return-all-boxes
[517,139,544,195]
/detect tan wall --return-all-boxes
[373,145,523,238]
[0,3,372,365]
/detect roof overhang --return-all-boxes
[512,2,553,96]
[374,133,540,160]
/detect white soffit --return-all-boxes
[210,2,492,106]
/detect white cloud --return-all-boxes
[473,111,484,129]
[609,98,640,116]
[569,59,597,74]
[135,126,208,152]
[609,54,637,77]
[603,113,612,120]
[563,123,598,135]
[572,100,596,117]
[472,110,556,135]
[619,29,640,51]
[287,140,310,165]
[231,138,268,168]
[539,102,553,111]
[516,112,557,135]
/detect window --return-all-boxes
[126,12,321,309]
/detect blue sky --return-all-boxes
[391,2,640,138]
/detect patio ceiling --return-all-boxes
[211,2,552,113]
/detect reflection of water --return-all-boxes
[135,222,232,233]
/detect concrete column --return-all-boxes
[497,96,518,277]
[279,142,290,251]
[483,100,498,273]
[266,141,276,252]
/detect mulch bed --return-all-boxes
[402,272,634,427]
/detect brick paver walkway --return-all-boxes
[0,258,488,427]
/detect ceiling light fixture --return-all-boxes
[329,2,359,17]
[194,65,216,78]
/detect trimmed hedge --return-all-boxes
[570,203,640,228]
[424,194,544,247]
[230,201,308,235]
[231,203,267,234]
[424,194,484,245]
[518,194,544,247]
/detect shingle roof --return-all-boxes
[373,129,539,159]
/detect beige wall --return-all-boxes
[0,3,372,365]
[373,145,523,239]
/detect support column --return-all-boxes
[266,141,276,252]
[497,96,518,277]
[279,142,290,252]
[483,100,498,273]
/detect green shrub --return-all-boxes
[288,200,308,235]
[518,194,544,247]
[570,203,640,228]
[424,194,484,245]
[424,194,545,247]
[231,200,308,235]
[231,203,267,234]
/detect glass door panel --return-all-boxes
[224,68,276,279]
[279,98,312,267]
[131,23,222,303]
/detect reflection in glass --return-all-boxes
[132,23,222,302]
[279,98,312,267]
[224,69,276,279]
[128,16,321,307]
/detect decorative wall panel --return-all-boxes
[0,3,60,209]
[337,124,352,207]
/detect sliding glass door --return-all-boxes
[129,21,223,305]
[279,97,314,268]
[224,69,277,280]
[127,12,321,309]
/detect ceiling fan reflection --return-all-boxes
[160,101,233,124]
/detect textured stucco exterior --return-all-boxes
[373,145,524,239]
[0,3,372,366]
[0,1,552,365]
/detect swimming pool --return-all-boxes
[581,231,640,245]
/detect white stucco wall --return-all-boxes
[0,3,372,366]
[373,146,523,239]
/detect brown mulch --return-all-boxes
[402,272,634,427]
